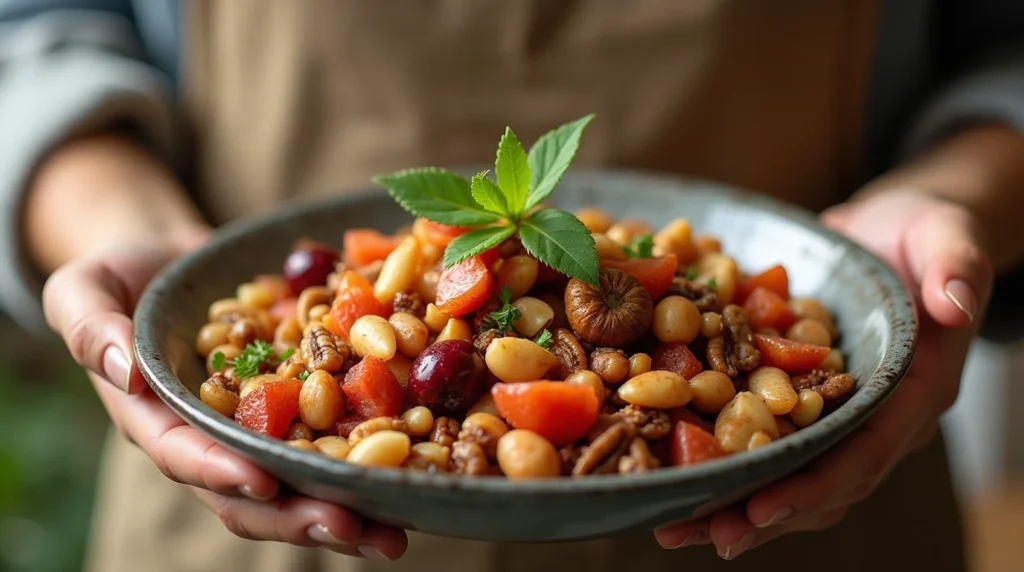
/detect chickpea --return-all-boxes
[401,406,435,436]
[790,389,825,427]
[314,436,351,460]
[789,298,836,335]
[435,318,472,344]
[423,304,452,333]
[496,430,561,479]
[496,255,539,300]
[785,318,832,347]
[416,269,440,302]
[652,296,701,344]
[288,439,319,452]
[590,349,630,385]
[286,422,315,441]
[228,318,260,348]
[206,344,242,375]
[346,430,411,467]
[512,297,555,338]
[593,234,628,260]
[618,370,693,409]
[821,348,845,372]
[298,370,344,430]
[200,381,240,417]
[627,353,652,379]
[274,316,302,350]
[565,370,607,403]
[747,430,773,450]
[389,313,429,358]
[575,208,614,233]
[687,370,736,415]
[748,367,799,415]
[196,323,231,357]
[237,282,276,310]
[462,413,509,442]
[485,337,559,383]
[699,312,723,338]
[715,392,778,453]
[349,315,398,360]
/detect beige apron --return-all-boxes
[87,1,966,570]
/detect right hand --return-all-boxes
[42,239,408,560]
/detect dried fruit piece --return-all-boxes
[342,228,402,268]
[234,378,303,438]
[735,264,789,304]
[753,334,830,373]
[408,340,486,415]
[284,243,340,296]
[743,287,797,331]
[323,271,392,339]
[492,381,600,446]
[564,268,653,348]
[435,255,495,317]
[670,421,727,466]
[652,342,704,379]
[600,254,678,300]
[342,356,404,419]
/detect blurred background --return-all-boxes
[0,311,1021,572]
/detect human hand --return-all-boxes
[42,238,408,560]
[654,189,992,558]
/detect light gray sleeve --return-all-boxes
[0,10,177,337]
[899,51,1024,158]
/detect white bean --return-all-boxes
[748,366,798,415]
[374,235,422,304]
[346,430,411,467]
[485,337,559,383]
[349,315,397,360]
[617,370,693,409]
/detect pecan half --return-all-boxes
[792,370,856,401]
[392,291,425,317]
[613,404,672,440]
[451,440,490,476]
[618,438,659,474]
[572,422,636,476]
[707,305,760,378]
[430,417,461,449]
[665,277,720,312]
[548,328,588,379]
[304,325,347,373]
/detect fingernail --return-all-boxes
[677,530,706,548]
[307,525,352,548]
[719,533,755,560]
[239,485,274,501]
[757,505,794,528]
[358,546,391,560]
[102,346,132,393]
[944,279,976,322]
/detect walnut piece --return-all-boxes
[304,325,347,373]
[613,404,672,440]
[430,417,461,449]
[392,291,424,317]
[458,425,500,460]
[707,304,760,378]
[572,422,636,476]
[564,268,653,348]
[792,370,856,401]
[451,440,490,476]
[548,328,588,379]
[665,277,720,312]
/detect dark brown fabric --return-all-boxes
[85,1,966,570]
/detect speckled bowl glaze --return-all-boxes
[133,169,916,542]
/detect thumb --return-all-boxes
[902,203,993,329]
[43,245,185,393]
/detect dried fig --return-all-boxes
[564,268,653,348]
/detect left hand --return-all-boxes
[654,189,993,559]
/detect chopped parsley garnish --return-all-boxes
[685,266,699,280]
[481,286,522,333]
[707,277,718,290]
[298,370,310,382]
[210,340,293,380]
[533,329,553,349]
[624,234,654,258]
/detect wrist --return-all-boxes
[25,130,210,271]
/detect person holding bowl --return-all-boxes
[2,1,1023,570]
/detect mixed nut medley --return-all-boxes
[195,210,855,479]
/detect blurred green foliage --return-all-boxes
[0,337,108,572]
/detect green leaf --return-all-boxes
[624,234,654,258]
[526,114,595,210]
[442,224,516,268]
[470,171,509,216]
[495,127,531,216]
[374,167,501,227]
[519,209,599,286]
[211,351,226,371]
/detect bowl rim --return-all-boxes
[133,168,917,496]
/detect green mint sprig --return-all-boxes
[374,114,599,286]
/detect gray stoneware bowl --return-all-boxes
[133,169,916,542]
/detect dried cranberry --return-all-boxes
[408,340,484,415]
[283,243,339,296]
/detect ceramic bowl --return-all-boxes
[133,169,916,542]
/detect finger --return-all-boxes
[903,204,993,328]
[43,246,179,393]
[93,375,280,500]
[716,507,849,560]
[192,489,408,560]
[743,376,929,529]
[654,515,712,549]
